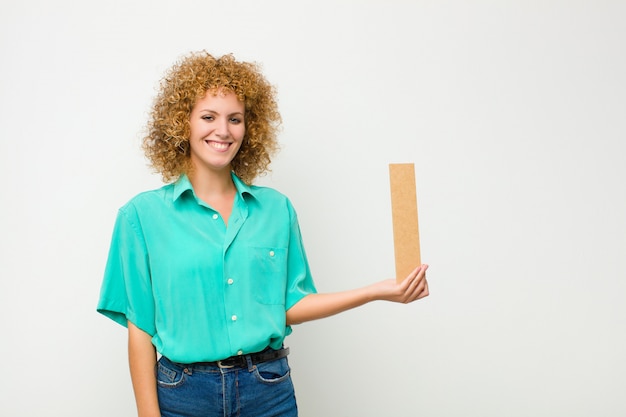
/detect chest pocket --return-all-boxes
[249,246,288,305]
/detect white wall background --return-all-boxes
[1,1,625,416]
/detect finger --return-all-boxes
[417,264,429,278]
[401,265,429,302]
[410,264,427,283]
[408,271,429,301]
[404,265,422,283]
[416,279,429,300]
[402,275,425,303]
[397,266,421,293]
[404,268,422,293]
[410,264,428,286]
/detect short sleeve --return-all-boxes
[285,201,317,310]
[97,206,156,336]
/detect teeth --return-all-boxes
[208,141,230,150]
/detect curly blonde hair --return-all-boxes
[142,51,281,184]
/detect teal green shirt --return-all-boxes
[97,173,317,363]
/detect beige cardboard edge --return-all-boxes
[389,163,421,282]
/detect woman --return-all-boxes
[97,51,429,417]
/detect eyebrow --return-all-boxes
[198,109,244,116]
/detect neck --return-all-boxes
[187,168,236,201]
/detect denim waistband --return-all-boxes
[162,347,289,371]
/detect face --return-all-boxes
[188,89,245,177]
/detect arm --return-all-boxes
[286,264,429,325]
[128,321,161,417]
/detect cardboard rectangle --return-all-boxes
[389,163,421,282]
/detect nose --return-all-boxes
[214,118,230,138]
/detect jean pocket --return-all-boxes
[252,358,291,384]
[156,358,186,388]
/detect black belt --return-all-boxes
[196,347,289,369]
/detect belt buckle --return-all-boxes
[217,360,236,369]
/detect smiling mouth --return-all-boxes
[206,140,232,151]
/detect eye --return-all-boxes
[201,115,214,121]
[229,117,243,124]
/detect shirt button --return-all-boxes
[237,350,243,356]
[269,250,275,257]
[231,315,237,321]
[212,214,219,220]
[227,278,234,285]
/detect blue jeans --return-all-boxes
[156,354,298,417]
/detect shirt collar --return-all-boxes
[173,172,257,202]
